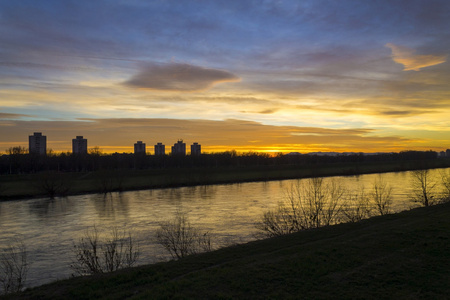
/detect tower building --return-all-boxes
[72,136,88,154]
[191,142,201,155]
[154,142,165,155]
[171,140,186,155]
[29,132,47,155]
[134,141,146,154]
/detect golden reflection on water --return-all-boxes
[0,168,449,288]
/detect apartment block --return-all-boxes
[154,142,165,155]
[171,140,186,155]
[29,132,47,155]
[191,142,201,155]
[72,136,88,154]
[134,141,146,154]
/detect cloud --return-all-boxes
[0,113,31,119]
[386,43,446,71]
[124,63,240,92]
[258,108,279,114]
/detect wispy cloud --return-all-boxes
[386,43,446,71]
[0,112,31,119]
[124,63,240,92]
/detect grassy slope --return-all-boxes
[9,202,450,299]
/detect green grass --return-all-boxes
[7,202,450,299]
[1,159,449,200]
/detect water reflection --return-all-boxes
[0,167,449,289]
[92,193,130,219]
[28,197,77,220]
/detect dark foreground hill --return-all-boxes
[6,202,450,299]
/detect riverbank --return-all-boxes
[7,201,450,299]
[1,158,450,200]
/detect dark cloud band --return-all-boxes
[124,63,239,92]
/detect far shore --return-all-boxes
[2,158,450,201]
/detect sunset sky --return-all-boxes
[1,0,449,154]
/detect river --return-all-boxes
[1,167,449,289]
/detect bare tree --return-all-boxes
[6,146,28,155]
[96,170,125,194]
[410,169,437,207]
[370,176,393,215]
[0,237,30,295]
[70,226,139,276]
[256,178,345,237]
[342,187,372,222]
[257,200,303,237]
[5,146,28,174]
[156,212,213,259]
[36,171,71,198]
[318,179,345,227]
[440,170,450,203]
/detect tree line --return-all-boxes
[1,146,442,174]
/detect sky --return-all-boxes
[1,0,450,154]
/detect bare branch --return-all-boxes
[0,237,30,295]
[70,226,139,276]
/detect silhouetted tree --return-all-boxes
[5,147,28,174]
[440,170,450,203]
[0,237,30,295]
[257,178,345,237]
[370,176,393,215]
[410,169,437,207]
[342,187,371,222]
[156,212,213,259]
[70,226,139,276]
[35,171,71,198]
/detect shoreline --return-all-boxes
[2,158,450,201]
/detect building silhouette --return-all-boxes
[72,136,88,154]
[134,141,146,154]
[191,142,201,155]
[29,132,46,155]
[154,142,165,155]
[171,140,186,155]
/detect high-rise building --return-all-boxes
[29,132,47,155]
[134,141,146,154]
[191,142,201,155]
[154,142,165,155]
[72,136,88,154]
[171,140,186,155]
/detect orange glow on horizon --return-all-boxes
[29,145,447,155]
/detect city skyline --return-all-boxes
[18,131,448,155]
[26,132,203,155]
[1,1,450,153]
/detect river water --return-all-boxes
[1,168,449,288]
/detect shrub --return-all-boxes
[342,187,371,222]
[156,212,213,259]
[370,176,393,215]
[0,237,29,295]
[70,226,139,276]
[410,169,437,207]
[256,178,345,237]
